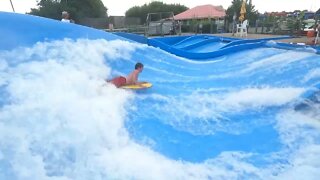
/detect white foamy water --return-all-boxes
[0,39,320,179]
[274,109,320,179]
[242,51,314,73]
[303,68,320,83]
[147,87,304,136]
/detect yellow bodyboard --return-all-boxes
[120,82,152,89]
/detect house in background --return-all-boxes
[174,4,226,33]
[78,17,109,29]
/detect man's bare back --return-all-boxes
[107,62,144,87]
[126,62,144,85]
[126,69,140,85]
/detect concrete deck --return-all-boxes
[213,33,317,45]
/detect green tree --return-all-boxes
[125,1,188,24]
[29,0,62,20]
[29,0,107,22]
[226,0,258,25]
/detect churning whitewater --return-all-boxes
[0,37,320,179]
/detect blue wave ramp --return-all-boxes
[1,12,320,179]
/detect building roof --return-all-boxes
[265,11,288,17]
[174,4,226,20]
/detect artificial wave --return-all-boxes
[1,12,320,179]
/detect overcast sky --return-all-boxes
[0,0,319,16]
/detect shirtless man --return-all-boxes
[126,62,144,85]
[107,62,144,88]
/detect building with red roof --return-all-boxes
[173,4,226,34]
[174,4,226,20]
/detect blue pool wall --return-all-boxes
[1,11,318,60]
[0,12,125,50]
[112,32,148,44]
[114,32,320,59]
[148,38,266,59]
[1,11,320,176]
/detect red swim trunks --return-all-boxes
[108,76,126,88]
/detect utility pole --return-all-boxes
[232,12,236,36]
[9,0,15,12]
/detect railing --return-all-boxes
[104,26,147,35]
